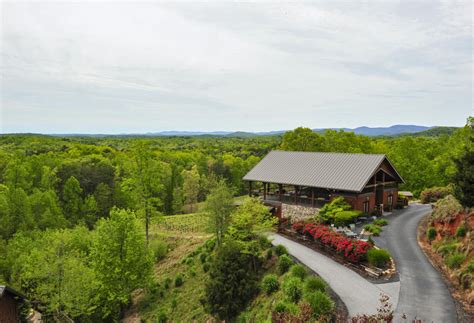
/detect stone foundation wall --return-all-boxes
[282,203,319,223]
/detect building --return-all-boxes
[243,151,404,215]
[0,286,27,323]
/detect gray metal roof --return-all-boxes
[243,150,403,192]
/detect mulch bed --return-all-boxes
[278,228,398,283]
[417,215,474,322]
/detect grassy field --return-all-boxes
[124,212,212,322]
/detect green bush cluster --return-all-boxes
[420,186,453,204]
[282,276,303,303]
[277,255,293,275]
[149,239,168,261]
[434,240,460,257]
[289,264,307,280]
[426,227,437,241]
[304,277,326,293]
[364,224,382,236]
[455,224,467,238]
[372,219,388,226]
[261,274,279,295]
[273,265,334,320]
[431,195,463,221]
[333,211,361,227]
[445,253,466,269]
[367,249,391,268]
[274,301,298,314]
[318,197,352,223]
[275,244,288,256]
[304,290,334,317]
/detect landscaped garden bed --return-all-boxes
[418,194,474,318]
[279,221,396,281]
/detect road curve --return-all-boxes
[374,203,457,322]
[270,234,400,317]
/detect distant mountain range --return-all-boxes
[141,125,434,137]
[11,125,452,138]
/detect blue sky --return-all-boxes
[1,1,472,134]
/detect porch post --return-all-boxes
[311,187,315,207]
[279,184,283,202]
[248,181,252,196]
[294,185,298,204]
[263,182,267,200]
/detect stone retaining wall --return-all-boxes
[282,203,319,223]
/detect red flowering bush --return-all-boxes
[292,221,305,234]
[298,223,371,263]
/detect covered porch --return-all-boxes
[248,181,331,208]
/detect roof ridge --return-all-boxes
[272,150,386,157]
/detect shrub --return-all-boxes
[266,248,273,260]
[445,253,466,269]
[304,276,326,293]
[258,235,272,249]
[149,239,168,261]
[282,276,303,303]
[289,264,307,280]
[174,273,184,287]
[205,237,217,252]
[274,301,299,314]
[277,255,293,275]
[435,240,459,257]
[200,252,208,264]
[163,277,171,289]
[318,197,351,223]
[420,186,453,204]
[364,224,381,236]
[367,249,391,268]
[333,210,361,227]
[455,224,467,238]
[189,266,196,277]
[304,290,334,317]
[261,274,280,295]
[275,244,288,256]
[426,227,437,241]
[431,195,463,221]
[373,219,388,226]
[202,262,210,273]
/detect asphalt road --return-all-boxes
[374,203,457,322]
[270,234,400,317]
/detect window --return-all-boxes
[363,201,369,213]
[387,194,393,206]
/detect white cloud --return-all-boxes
[1,0,472,133]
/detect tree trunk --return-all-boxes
[145,205,150,245]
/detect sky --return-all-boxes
[1,0,472,134]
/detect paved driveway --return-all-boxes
[373,203,457,322]
[271,203,457,322]
[270,234,400,317]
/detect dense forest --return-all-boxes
[0,119,472,321]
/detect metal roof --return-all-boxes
[243,150,403,192]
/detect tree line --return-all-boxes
[0,118,471,320]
